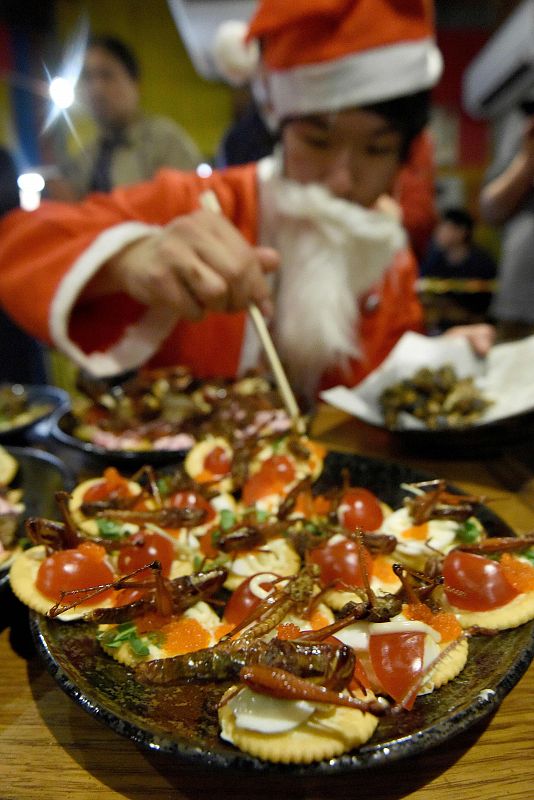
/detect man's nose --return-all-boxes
[324,150,360,203]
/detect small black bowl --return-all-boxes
[50,409,190,469]
[0,446,76,590]
[0,384,70,445]
[384,406,534,458]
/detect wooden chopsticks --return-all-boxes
[199,190,303,429]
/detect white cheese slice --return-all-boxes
[228,687,316,734]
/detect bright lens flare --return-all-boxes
[49,76,75,109]
[17,172,45,211]
[17,173,45,193]
[196,162,213,178]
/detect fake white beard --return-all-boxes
[259,160,406,400]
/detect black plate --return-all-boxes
[0,446,76,589]
[383,406,534,457]
[0,384,70,444]
[30,451,534,773]
[50,410,189,468]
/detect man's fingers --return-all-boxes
[166,213,277,312]
[444,323,496,357]
[116,210,281,318]
[255,246,281,274]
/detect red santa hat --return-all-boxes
[213,0,442,126]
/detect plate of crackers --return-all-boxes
[9,432,534,771]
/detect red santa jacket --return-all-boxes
[0,163,423,390]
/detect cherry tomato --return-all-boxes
[223,572,279,626]
[308,536,373,589]
[242,455,296,506]
[337,488,383,532]
[370,631,425,709]
[36,542,114,606]
[203,446,232,478]
[83,467,135,504]
[168,490,217,525]
[113,587,147,607]
[260,455,296,482]
[117,531,175,579]
[443,550,519,611]
[84,406,109,425]
[349,659,372,692]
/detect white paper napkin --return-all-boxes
[320,331,534,429]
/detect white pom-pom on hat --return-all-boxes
[212,20,259,86]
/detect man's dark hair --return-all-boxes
[441,207,475,241]
[364,90,430,161]
[88,35,140,80]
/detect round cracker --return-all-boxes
[445,591,534,631]
[0,445,18,486]
[225,538,300,591]
[184,437,234,492]
[0,543,22,570]
[98,600,221,666]
[219,691,378,763]
[9,545,113,621]
[69,476,142,535]
[420,637,469,694]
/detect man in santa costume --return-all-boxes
[0,0,492,401]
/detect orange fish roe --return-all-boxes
[83,467,133,503]
[293,491,315,518]
[372,556,398,585]
[79,541,107,560]
[403,602,434,625]
[277,623,302,640]
[307,440,327,462]
[501,553,534,593]
[308,609,330,630]
[161,617,211,656]
[313,494,331,516]
[401,523,429,541]
[215,621,235,641]
[193,469,215,484]
[403,603,462,643]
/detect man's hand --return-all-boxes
[89,209,280,320]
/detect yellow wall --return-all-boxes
[0,81,14,148]
[54,0,233,157]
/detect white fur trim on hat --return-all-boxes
[253,37,443,126]
[212,20,259,86]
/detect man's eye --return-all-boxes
[302,135,330,149]
[366,144,399,156]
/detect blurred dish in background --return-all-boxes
[321,332,534,454]
[379,364,492,430]
[52,367,295,466]
[0,446,75,587]
[0,384,70,443]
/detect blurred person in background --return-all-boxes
[479,98,534,341]
[0,1,493,403]
[50,35,202,200]
[418,207,497,333]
